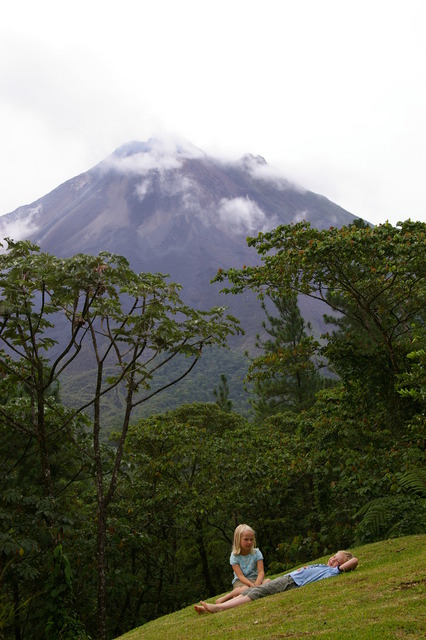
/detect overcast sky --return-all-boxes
[1,0,425,226]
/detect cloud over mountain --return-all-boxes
[103,138,204,175]
[218,196,269,234]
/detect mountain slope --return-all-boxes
[0,139,356,336]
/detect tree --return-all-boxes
[215,220,425,367]
[214,220,426,423]
[214,220,426,555]
[247,294,325,420]
[113,403,247,630]
[0,373,91,639]
[213,373,232,412]
[0,239,240,640]
[396,330,426,407]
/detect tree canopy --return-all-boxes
[0,239,241,640]
[214,220,426,376]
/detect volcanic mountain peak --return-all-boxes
[0,138,358,297]
[0,139,360,407]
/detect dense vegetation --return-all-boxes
[0,221,425,639]
[60,345,252,421]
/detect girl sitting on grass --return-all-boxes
[215,523,270,604]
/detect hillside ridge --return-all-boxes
[115,534,425,640]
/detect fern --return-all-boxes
[355,467,426,543]
[398,469,426,496]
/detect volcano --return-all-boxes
[0,139,358,413]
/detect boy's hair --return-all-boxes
[232,524,256,555]
[337,550,353,563]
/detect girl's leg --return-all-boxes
[198,595,252,613]
[215,586,245,603]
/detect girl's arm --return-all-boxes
[254,559,265,586]
[232,564,254,588]
[339,557,358,572]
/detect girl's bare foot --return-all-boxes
[194,604,208,614]
[200,600,220,613]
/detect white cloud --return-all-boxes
[134,178,152,202]
[103,138,204,177]
[134,173,196,205]
[241,154,300,191]
[292,211,309,224]
[107,148,181,175]
[0,206,41,248]
[218,197,269,234]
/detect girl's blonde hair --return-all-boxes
[337,550,353,563]
[232,524,256,555]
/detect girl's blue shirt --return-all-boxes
[230,548,263,584]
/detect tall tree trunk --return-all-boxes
[36,391,54,498]
[195,519,215,596]
[93,365,107,640]
[96,484,107,640]
[13,580,21,640]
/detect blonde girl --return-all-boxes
[216,524,269,604]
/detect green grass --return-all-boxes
[115,534,426,640]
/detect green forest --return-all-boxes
[0,220,425,640]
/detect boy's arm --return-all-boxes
[339,557,358,572]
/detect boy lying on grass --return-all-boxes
[194,550,358,614]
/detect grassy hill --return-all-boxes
[115,534,425,640]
